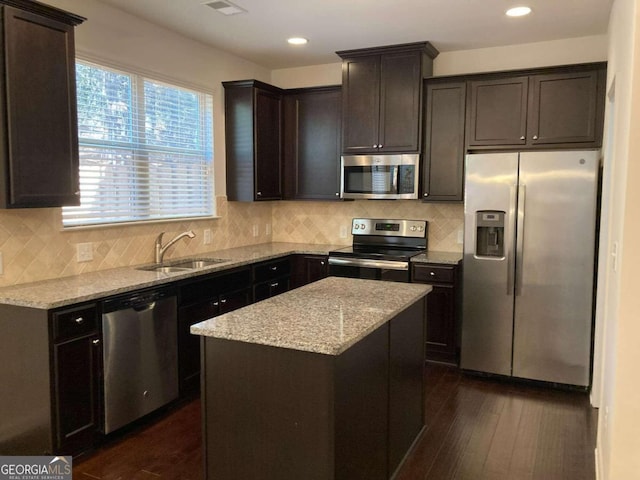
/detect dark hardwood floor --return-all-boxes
[73,364,597,480]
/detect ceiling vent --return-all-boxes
[203,0,247,16]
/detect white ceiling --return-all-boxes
[95,0,613,69]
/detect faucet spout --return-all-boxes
[155,230,196,264]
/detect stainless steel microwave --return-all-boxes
[340,154,420,200]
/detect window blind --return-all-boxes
[62,61,214,227]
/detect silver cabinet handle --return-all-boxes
[532,135,538,140]
[430,271,436,276]
[212,301,219,307]
[270,282,279,288]
[257,191,262,196]
[423,193,429,197]
[378,144,383,148]
[75,317,84,324]
[92,339,100,345]
[320,261,325,266]
[220,299,227,304]
[270,266,278,271]
[520,136,525,140]
[372,144,378,148]
[335,192,339,196]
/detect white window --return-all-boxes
[62,60,214,228]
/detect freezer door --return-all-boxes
[513,151,598,386]
[461,152,518,376]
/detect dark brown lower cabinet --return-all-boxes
[178,268,252,395]
[290,254,329,288]
[253,257,291,301]
[53,332,101,453]
[412,262,460,365]
[201,298,425,479]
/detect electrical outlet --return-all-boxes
[77,243,93,262]
[339,225,348,238]
[252,224,259,237]
[457,229,464,244]
[265,223,271,235]
[204,229,212,245]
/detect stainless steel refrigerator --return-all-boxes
[460,150,599,386]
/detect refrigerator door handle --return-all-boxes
[516,184,526,296]
[507,184,517,295]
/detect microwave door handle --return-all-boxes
[391,166,398,194]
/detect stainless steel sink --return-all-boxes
[137,257,229,273]
[170,258,229,269]
[137,265,193,273]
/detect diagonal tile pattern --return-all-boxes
[0,197,462,287]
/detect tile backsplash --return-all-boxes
[0,197,462,287]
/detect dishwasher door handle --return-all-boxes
[132,301,156,312]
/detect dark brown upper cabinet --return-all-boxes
[337,42,439,154]
[422,79,466,202]
[284,86,342,200]
[467,63,606,149]
[224,80,284,201]
[0,1,85,208]
[467,76,529,147]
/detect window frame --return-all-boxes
[62,56,216,229]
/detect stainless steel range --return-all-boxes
[328,218,428,283]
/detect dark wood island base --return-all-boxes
[192,277,430,480]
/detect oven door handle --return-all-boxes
[328,257,409,271]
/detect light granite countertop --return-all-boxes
[411,251,462,265]
[0,242,343,309]
[191,276,432,356]
[0,242,460,310]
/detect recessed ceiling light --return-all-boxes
[287,37,308,46]
[506,6,532,17]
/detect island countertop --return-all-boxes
[191,276,431,356]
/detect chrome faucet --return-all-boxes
[154,230,196,264]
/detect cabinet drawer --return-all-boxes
[254,259,291,283]
[412,264,455,283]
[53,305,98,342]
[254,278,290,302]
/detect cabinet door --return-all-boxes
[178,299,219,394]
[219,288,251,314]
[284,88,341,200]
[254,277,289,302]
[305,256,329,284]
[379,51,422,153]
[54,334,101,453]
[2,6,80,207]
[467,76,529,147]
[528,70,603,146]
[254,88,282,200]
[341,55,380,153]
[423,81,466,201]
[425,284,456,361]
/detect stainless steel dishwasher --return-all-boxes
[101,288,178,434]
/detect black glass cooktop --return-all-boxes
[329,245,425,262]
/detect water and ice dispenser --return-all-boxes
[475,211,505,258]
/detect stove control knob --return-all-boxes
[418,226,424,232]
[360,223,366,230]
[354,224,360,230]
[410,225,417,231]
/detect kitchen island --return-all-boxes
[191,276,431,480]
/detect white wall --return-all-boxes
[596,0,640,477]
[271,35,608,87]
[433,35,608,76]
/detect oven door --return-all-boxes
[328,257,410,283]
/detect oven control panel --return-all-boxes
[351,218,427,238]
